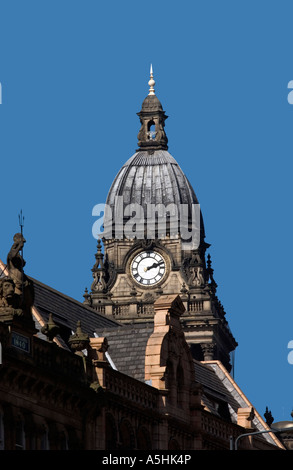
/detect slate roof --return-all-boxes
[93,325,281,446]
[0,260,283,447]
[201,361,279,446]
[95,323,154,382]
[30,277,120,348]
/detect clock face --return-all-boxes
[130,251,166,286]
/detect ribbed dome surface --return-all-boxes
[106,150,199,209]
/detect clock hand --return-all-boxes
[145,260,164,271]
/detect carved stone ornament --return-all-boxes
[41,313,60,342]
[6,233,34,319]
[0,276,23,319]
[68,320,89,354]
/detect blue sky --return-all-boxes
[1,1,293,425]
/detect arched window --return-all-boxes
[137,426,151,450]
[168,438,180,450]
[119,419,135,450]
[147,120,156,140]
[15,415,25,450]
[59,431,68,450]
[40,425,50,450]
[105,413,117,450]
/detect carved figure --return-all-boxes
[6,233,34,317]
[0,276,23,317]
[7,233,26,294]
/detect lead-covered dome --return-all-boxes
[106,150,199,209]
[103,67,205,243]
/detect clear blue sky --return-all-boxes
[1,0,293,424]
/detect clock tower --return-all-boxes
[85,68,237,372]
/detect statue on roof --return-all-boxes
[7,233,26,293]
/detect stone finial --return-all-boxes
[91,239,107,293]
[41,313,60,343]
[83,287,91,305]
[180,283,188,294]
[68,320,89,355]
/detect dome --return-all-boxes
[103,67,205,244]
[105,150,205,243]
[106,150,198,209]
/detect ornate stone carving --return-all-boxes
[201,343,216,361]
[91,239,108,293]
[6,233,34,319]
[69,321,89,355]
[188,266,205,287]
[0,276,23,318]
[41,313,60,342]
[181,249,207,289]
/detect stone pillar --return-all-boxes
[89,337,109,388]
[201,343,215,361]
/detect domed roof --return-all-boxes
[106,150,198,209]
[103,68,205,243]
[105,150,205,243]
[141,94,163,112]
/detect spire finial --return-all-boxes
[148,64,155,95]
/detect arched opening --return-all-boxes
[168,438,180,450]
[40,425,50,450]
[147,120,156,140]
[137,426,151,450]
[105,413,117,450]
[119,419,135,450]
[15,415,25,450]
[59,431,68,450]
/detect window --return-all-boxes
[59,431,68,450]
[40,426,50,450]
[15,416,25,450]
[119,419,135,450]
[147,120,156,140]
[137,426,151,450]
[105,414,117,450]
